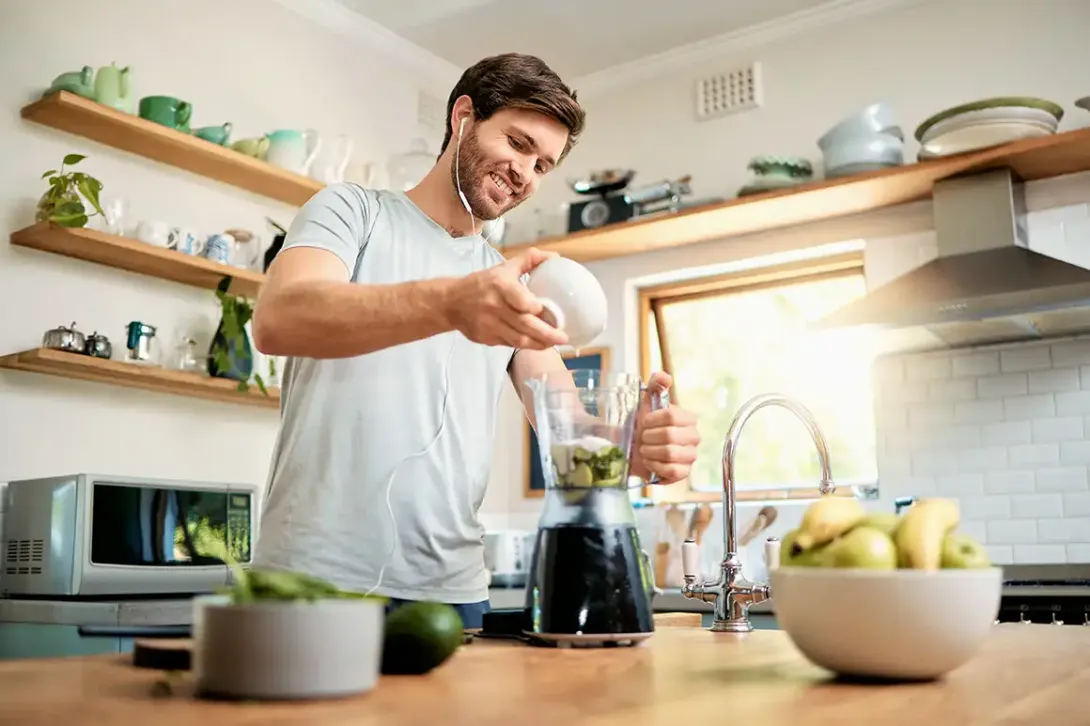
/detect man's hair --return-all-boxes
[439,53,585,162]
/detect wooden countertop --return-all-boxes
[0,624,1086,725]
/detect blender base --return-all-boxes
[521,631,654,648]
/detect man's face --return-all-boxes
[451,108,569,221]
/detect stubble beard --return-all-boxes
[450,129,523,222]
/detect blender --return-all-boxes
[521,369,664,647]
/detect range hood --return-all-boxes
[815,167,1090,351]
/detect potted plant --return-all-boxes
[208,275,272,395]
[36,153,105,227]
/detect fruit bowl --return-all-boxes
[770,497,1002,681]
[770,566,1001,681]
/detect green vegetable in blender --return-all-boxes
[551,441,627,488]
[224,566,385,604]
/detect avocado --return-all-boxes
[382,601,465,675]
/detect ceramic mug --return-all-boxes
[169,227,204,256]
[135,219,171,247]
[524,256,608,349]
[203,233,235,265]
[139,95,192,130]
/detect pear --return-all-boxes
[894,498,960,570]
[825,526,898,569]
[794,497,867,552]
[941,533,991,569]
[780,529,831,567]
[856,512,901,538]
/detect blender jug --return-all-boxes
[521,369,660,646]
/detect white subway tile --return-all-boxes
[912,451,960,476]
[930,378,977,402]
[986,519,1038,544]
[954,399,1004,424]
[1055,390,1090,416]
[959,447,1010,472]
[878,475,936,498]
[960,520,987,542]
[1000,346,1051,372]
[1008,443,1060,468]
[883,381,929,406]
[872,357,904,386]
[1037,518,1090,543]
[905,356,951,382]
[938,425,983,449]
[874,406,907,430]
[977,373,1027,399]
[1036,466,1089,492]
[1060,441,1090,465]
[980,421,1031,446]
[1062,492,1090,517]
[960,495,1011,520]
[1052,340,1090,367]
[985,470,1036,494]
[907,402,954,427]
[1004,394,1056,421]
[985,545,1014,564]
[1031,416,1085,443]
[935,473,984,496]
[1010,494,1064,519]
[952,352,999,378]
[876,452,911,477]
[1028,367,1081,394]
[1065,544,1090,563]
[1013,544,1067,564]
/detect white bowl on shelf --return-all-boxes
[769,566,1002,681]
[192,594,386,700]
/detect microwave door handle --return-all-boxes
[77,624,192,638]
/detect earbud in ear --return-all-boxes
[459,116,467,139]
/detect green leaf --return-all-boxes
[55,201,85,217]
[62,153,86,166]
[76,178,104,217]
[236,379,249,393]
[253,374,268,397]
[51,213,89,228]
[40,169,56,178]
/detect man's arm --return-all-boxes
[508,347,575,433]
[252,184,459,359]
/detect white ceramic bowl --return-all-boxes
[192,594,386,700]
[525,256,608,349]
[769,566,1002,681]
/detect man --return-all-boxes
[250,53,700,628]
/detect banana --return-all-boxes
[894,498,960,570]
[794,497,866,551]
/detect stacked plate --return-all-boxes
[737,155,814,197]
[915,97,1064,160]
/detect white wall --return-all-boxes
[483,0,1090,569]
[0,0,442,495]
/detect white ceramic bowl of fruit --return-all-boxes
[769,497,1001,682]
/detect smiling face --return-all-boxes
[450,107,570,221]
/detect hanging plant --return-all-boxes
[36,153,105,227]
[208,275,271,395]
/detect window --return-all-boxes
[639,252,879,501]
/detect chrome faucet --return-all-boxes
[681,393,836,632]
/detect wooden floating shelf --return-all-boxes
[21,91,325,206]
[0,348,279,410]
[10,223,265,298]
[502,126,1090,264]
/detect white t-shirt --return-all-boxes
[253,182,515,603]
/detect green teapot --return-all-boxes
[93,62,132,113]
[44,66,94,99]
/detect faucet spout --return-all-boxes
[681,393,836,633]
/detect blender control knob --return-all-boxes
[681,540,700,580]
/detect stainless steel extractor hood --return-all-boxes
[815,167,1090,350]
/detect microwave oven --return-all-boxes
[1,472,260,598]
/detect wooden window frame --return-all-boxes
[637,250,867,504]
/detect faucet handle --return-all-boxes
[681,539,701,580]
[765,537,781,571]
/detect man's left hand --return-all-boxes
[631,371,700,485]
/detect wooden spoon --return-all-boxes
[688,504,714,545]
[739,505,778,547]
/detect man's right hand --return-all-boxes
[445,247,569,350]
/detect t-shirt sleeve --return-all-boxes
[280,182,371,277]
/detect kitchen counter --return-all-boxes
[0,624,1086,725]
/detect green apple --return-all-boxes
[855,512,901,538]
[941,533,991,569]
[779,529,831,567]
[825,526,898,569]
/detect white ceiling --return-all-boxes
[332,0,834,79]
